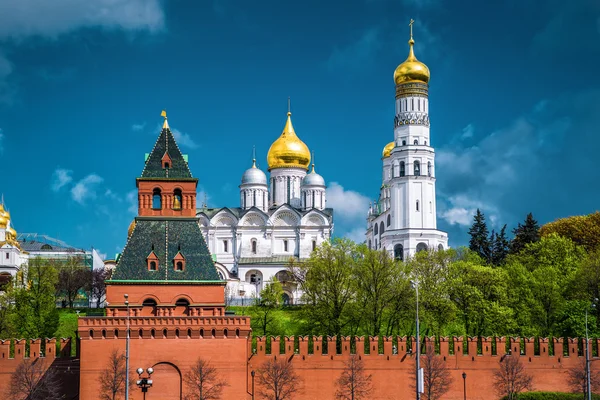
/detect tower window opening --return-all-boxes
[175,261,183,271]
[414,161,421,176]
[5,253,8,259]
[152,188,162,209]
[418,99,421,111]
[411,98,414,109]
[287,177,291,204]
[428,161,432,177]
[312,240,317,251]
[400,162,405,177]
[253,191,256,207]
[414,139,418,145]
[387,214,391,227]
[424,140,427,146]
[374,224,378,235]
[173,188,182,210]
[283,240,288,252]
[402,140,406,146]
[223,240,228,253]
[416,200,420,211]
[149,261,157,271]
[312,192,315,208]
[251,239,257,254]
[394,244,404,261]
[164,162,170,169]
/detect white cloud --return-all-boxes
[51,168,73,192]
[439,194,499,227]
[0,0,165,40]
[71,174,104,204]
[126,190,138,214]
[327,182,371,224]
[132,123,146,131]
[460,123,474,140]
[171,128,199,149]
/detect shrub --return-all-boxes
[501,392,600,400]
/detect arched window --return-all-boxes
[428,162,432,177]
[283,240,288,252]
[379,222,384,237]
[175,298,189,316]
[312,240,317,251]
[149,261,157,271]
[142,298,157,316]
[164,162,170,169]
[416,200,420,211]
[402,140,406,146]
[424,140,427,146]
[438,244,444,251]
[414,161,420,176]
[374,224,378,235]
[223,240,228,253]
[251,239,257,254]
[387,214,391,227]
[394,244,404,261]
[416,242,428,252]
[152,188,162,209]
[173,189,182,210]
[414,139,418,145]
[175,261,183,271]
[368,240,372,249]
[400,162,405,177]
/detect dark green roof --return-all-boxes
[141,127,193,178]
[111,218,220,281]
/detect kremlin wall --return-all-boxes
[0,334,597,399]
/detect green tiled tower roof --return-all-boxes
[140,126,193,179]
[111,218,219,282]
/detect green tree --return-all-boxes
[468,209,491,262]
[491,225,510,266]
[9,258,59,339]
[540,211,600,253]
[56,256,90,308]
[511,213,540,254]
[252,279,284,337]
[406,249,456,335]
[355,246,400,336]
[290,238,359,336]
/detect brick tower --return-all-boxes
[78,113,251,400]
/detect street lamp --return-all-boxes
[411,280,422,400]
[136,367,154,399]
[124,294,130,400]
[251,370,255,400]
[586,299,597,400]
[462,372,467,400]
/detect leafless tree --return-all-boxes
[89,268,108,308]
[7,358,61,400]
[410,344,453,400]
[98,349,128,400]
[335,355,373,400]
[56,256,90,308]
[183,357,228,400]
[494,355,534,400]
[257,358,301,400]
[567,358,600,396]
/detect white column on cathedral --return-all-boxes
[269,168,307,208]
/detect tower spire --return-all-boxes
[252,145,257,168]
[311,151,315,172]
[409,18,414,40]
[161,109,169,130]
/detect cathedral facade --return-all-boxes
[0,203,26,288]
[366,25,448,259]
[197,111,333,304]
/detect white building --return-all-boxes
[366,25,448,260]
[0,203,27,288]
[197,111,333,304]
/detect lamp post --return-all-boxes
[251,370,255,400]
[124,294,130,400]
[411,280,421,400]
[462,372,467,400]
[136,367,154,400]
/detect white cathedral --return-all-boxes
[366,24,448,260]
[196,111,333,304]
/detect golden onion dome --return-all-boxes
[7,227,16,239]
[267,112,311,171]
[128,219,136,237]
[393,38,430,85]
[382,141,395,158]
[0,215,7,229]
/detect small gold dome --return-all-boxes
[267,112,311,171]
[393,38,430,85]
[0,215,7,229]
[128,220,136,237]
[382,141,395,158]
[8,227,16,239]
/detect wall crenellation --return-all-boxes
[0,338,72,362]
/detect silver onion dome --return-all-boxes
[302,164,325,187]
[241,160,267,185]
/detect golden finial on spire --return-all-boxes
[409,19,414,40]
[161,109,169,129]
[252,145,257,168]
[311,151,315,172]
[393,18,430,85]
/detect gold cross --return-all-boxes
[409,19,414,39]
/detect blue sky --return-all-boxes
[0,0,599,258]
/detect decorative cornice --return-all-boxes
[394,112,430,127]
[395,82,429,98]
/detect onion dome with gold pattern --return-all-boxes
[393,26,430,85]
[382,141,395,158]
[267,112,311,171]
[0,206,8,229]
